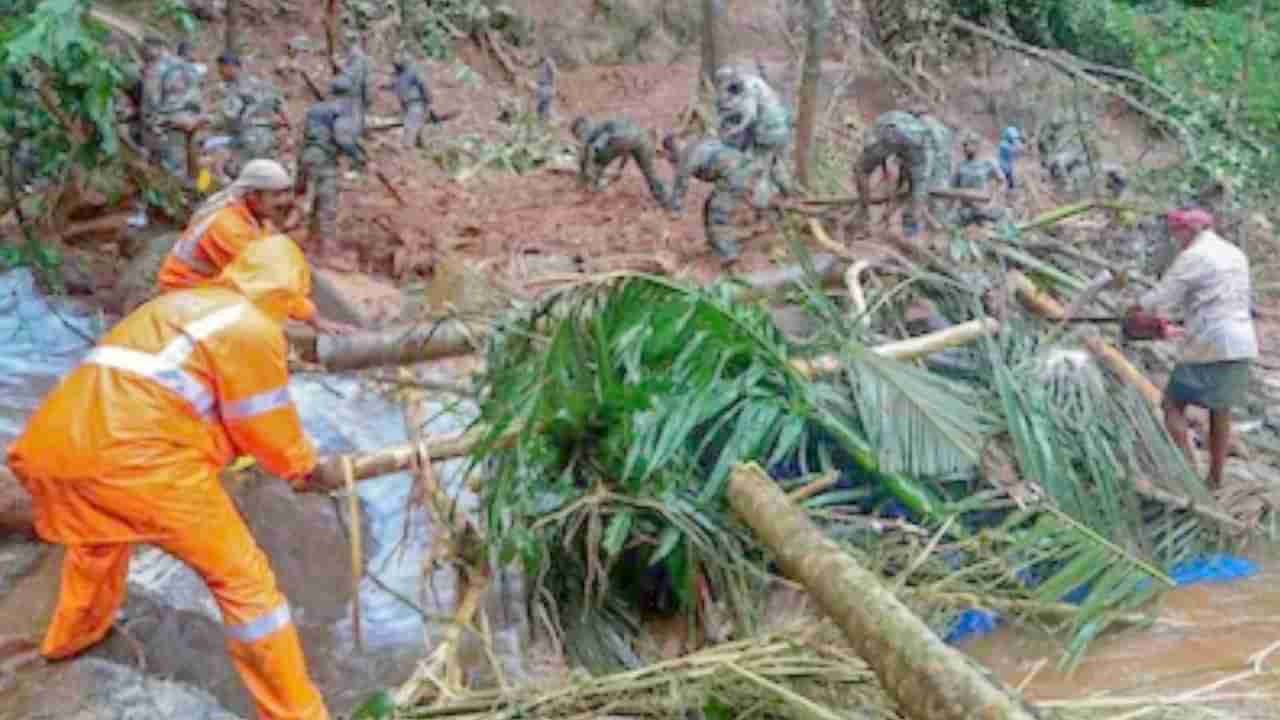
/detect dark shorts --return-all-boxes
[1166,360,1251,411]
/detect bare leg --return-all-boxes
[1207,409,1232,490]
[1163,397,1197,475]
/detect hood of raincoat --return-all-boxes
[212,233,316,323]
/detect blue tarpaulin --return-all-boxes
[944,553,1259,645]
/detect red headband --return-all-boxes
[1167,208,1214,232]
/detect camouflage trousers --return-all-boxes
[704,184,748,261]
[148,127,190,179]
[403,102,427,148]
[306,165,340,256]
[226,127,277,180]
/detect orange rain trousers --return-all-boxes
[25,469,328,720]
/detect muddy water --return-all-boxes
[964,548,1280,713]
[0,269,528,717]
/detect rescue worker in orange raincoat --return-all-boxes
[7,234,341,720]
[157,158,296,291]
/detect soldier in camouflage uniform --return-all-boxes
[140,35,204,180]
[296,75,366,268]
[854,109,951,238]
[950,134,1006,227]
[534,56,556,121]
[713,65,794,209]
[337,28,369,136]
[570,116,669,208]
[216,52,289,180]
[664,134,758,264]
[387,57,432,148]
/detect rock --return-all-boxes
[0,538,45,597]
[3,656,243,719]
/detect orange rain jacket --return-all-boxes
[157,199,272,292]
[9,233,317,542]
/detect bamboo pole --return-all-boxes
[727,463,1041,720]
[342,455,364,653]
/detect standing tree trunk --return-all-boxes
[700,0,725,87]
[728,463,1043,720]
[794,0,832,189]
[224,0,240,55]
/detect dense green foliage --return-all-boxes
[469,267,1217,671]
[1,0,124,180]
[944,0,1280,198]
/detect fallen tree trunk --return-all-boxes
[727,463,1042,720]
[293,257,851,371]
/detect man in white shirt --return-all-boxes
[1132,208,1258,489]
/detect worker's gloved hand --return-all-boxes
[299,457,347,494]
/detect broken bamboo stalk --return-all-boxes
[342,455,364,653]
[790,318,1001,380]
[727,462,1041,720]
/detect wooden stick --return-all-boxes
[342,455,364,653]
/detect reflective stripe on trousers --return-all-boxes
[226,602,292,643]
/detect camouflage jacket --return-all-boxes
[299,97,364,169]
[391,65,430,110]
[142,53,202,130]
[920,116,954,185]
[220,75,284,134]
[718,72,789,150]
[339,46,370,108]
[668,137,753,212]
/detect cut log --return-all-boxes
[727,463,1042,720]
[289,318,485,371]
[791,318,1000,379]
